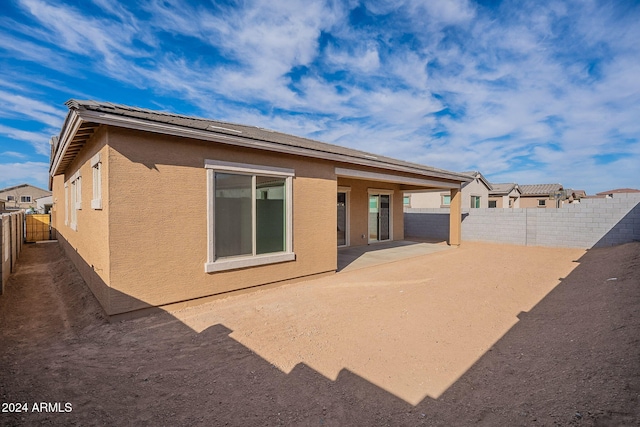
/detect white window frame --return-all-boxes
[538,199,546,207]
[471,195,481,208]
[64,183,69,226]
[70,171,81,231]
[204,159,295,273]
[91,153,102,210]
[6,195,15,201]
[20,195,32,203]
[441,193,451,207]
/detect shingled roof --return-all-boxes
[51,100,471,186]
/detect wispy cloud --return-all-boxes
[0,124,53,156]
[0,0,638,193]
[0,161,49,189]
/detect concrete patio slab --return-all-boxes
[337,240,452,272]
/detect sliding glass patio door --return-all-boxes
[368,194,390,242]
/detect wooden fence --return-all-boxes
[0,211,24,294]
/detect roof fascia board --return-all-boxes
[50,110,82,176]
[76,109,468,183]
[335,167,461,189]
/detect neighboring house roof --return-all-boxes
[51,100,472,186]
[519,184,563,196]
[0,183,50,194]
[460,171,493,191]
[489,183,521,196]
[596,188,640,195]
[565,189,587,197]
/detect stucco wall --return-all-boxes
[102,128,337,314]
[519,196,557,209]
[407,177,489,209]
[52,127,111,311]
[407,191,446,209]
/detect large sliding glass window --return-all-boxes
[205,160,294,273]
[214,173,253,258]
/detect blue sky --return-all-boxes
[1,0,639,194]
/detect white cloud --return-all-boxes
[0,91,65,128]
[0,124,54,156]
[0,161,49,190]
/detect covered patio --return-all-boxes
[337,239,452,272]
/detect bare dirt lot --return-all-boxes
[1,240,639,426]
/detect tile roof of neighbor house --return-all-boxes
[596,188,640,195]
[489,183,520,195]
[519,184,563,196]
[0,183,50,194]
[51,100,472,185]
[460,171,493,190]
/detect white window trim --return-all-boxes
[70,171,81,230]
[204,160,295,273]
[337,186,351,248]
[64,183,69,226]
[91,152,102,210]
[20,195,32,203]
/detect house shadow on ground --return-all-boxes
[0,241,638,426]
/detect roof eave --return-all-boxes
[67,108,470,184]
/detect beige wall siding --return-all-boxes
[461,177,489,208]
[409,191,448,208]
[105,128,337,314]
[520,196,557,208]
[408,177,489,209]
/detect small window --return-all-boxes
[403,195,410,207]
[488,200,497,208]
[70,171,81,230]
[205,160,295,273]
[91,153,102,209]
[20,195,32,203]
[471,195,481,208]
[64,183,69,225]
[441,194,451,206]
[538,199,546,207]
[6,195,15,201]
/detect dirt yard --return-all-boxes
[0,240,638,426]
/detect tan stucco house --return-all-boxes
[49,100,470,317]
[519,184,564,208]
[406,171,491,209]
[488,183,521,208]
[0,184,51,211]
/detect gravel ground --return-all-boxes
[0,240,638,426]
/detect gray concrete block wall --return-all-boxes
[404,194,640,248]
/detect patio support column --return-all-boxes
[449,187,461,246]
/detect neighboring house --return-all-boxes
[35,195,54,214]
[488,183,521,208]
[0,184,51,211]
[407,171,492,209]
[519,184,564,208]
[595,188,640,198]
[49,100,470,317]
